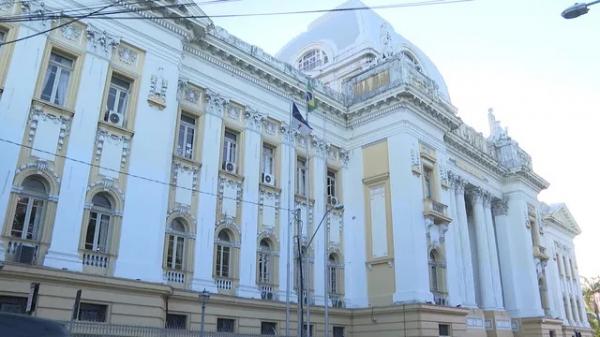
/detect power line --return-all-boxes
[0,137,296,212]
[3,0,475,23]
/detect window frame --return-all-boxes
[40,51,75,107]
[166,313,187,329]
[222,129,239,171]
[77,302,108,322]
[297,48,329,72]
[216,318,236,333]
[165,219,187,271]
[296,157,307,196]
[10,176,49,241]
[103,73,132,128]
[215,230,233,278]
[261,143,275,177]
[261,321,277,335]
[84,194,114,253]
[327,169,337,201]
[176,113,197,160]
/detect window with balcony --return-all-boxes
[327,169,337,204]
[297,48,329,72]
[296,157,307,196]
[165,218,187,271]
[257,238,273,284]
[261,144,275,185]
[217,318,235,332]
[77,303,107,322]
[41,52,74,106]
[103,74,131,128]
[328,253,339,295]
[85,193,113,253]
[429,249,447,305]
[215,230,232,278]
[261,321,277,335]
[176,114,196,159]
[11,176,48,241]
[222,130,238,173]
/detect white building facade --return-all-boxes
[0,1,591,336]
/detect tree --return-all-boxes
[582,277,600,337]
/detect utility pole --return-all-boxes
[295,208,304,337]
[324,214,330,337]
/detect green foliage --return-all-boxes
[582,277,600,337]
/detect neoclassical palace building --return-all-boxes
[0,0,590,336]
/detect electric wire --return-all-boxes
[3,0,475,23]
[0,137,296,212]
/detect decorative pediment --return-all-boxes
[543,203,581,236]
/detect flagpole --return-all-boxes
[285,101,294,337]
[304,92,311,337]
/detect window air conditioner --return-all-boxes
[224,161,236,173]
[328,196,339,206]
[106,110,122,126]
[16,244,36,264]
[262,173,274,186]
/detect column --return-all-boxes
[453,179,477,307]
[483,194,504,309]
[237,108,263,298]
[45,29,118,270]
[443,177,462,306]
[468,188,495,309]
[494,194,544,317]
[191,90,226,292]
[310,139,327,305]
[388,133,431,303]
[278,127,295,298]
[0,25,48,259]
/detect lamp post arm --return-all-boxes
[306,207,335,250]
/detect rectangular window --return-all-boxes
[327,169,337,201]
[258,252,271,284]
[104,74,131,127]
[333,326,345,337]
[222,130,238,171]
[217,318,235,332]
[438,323,450,337]
[78,303,107,322]
[166,313,187,329]
[423,166,433,199]
[85,211,109,252]
[0,296,27,314]
[296,157,307,196]
[11,196,43,240]
[302,324,313,337]
[176,114,196,159]
[262,144,275,177]
[261,321,277,335]
[41,52,74,106]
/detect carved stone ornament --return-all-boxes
[148,68,168,109]
[448,171,465,193]
[60,24,82,42]
[204,89,227,118]
[117,45,138,66]
[492,198,509,217]
[27,105,71,154]
[177,80,201,105]
[86,24,120,56]
[410,148,421,176]
[311,135,328,158]
[243,107,265,131]
[279,123,297,145]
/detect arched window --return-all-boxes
[257,238,272,284]
[328,253,338,294]
[429,249,446,297]
[11,175,49,241]
[215,230,232,278]
[85,193,113,253]
[297,49,329,72]
[166,218,187,271]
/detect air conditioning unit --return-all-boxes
[224,161,236,173]
[106,110,122,126]
[328,196,339,206]
[16,244,36,264]
[262,173,274,186]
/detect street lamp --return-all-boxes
[561,1,600,19]
[199,289,210,337]
[299,202,344,337]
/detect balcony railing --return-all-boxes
[216,277,235,295]
[82,251,110,275]
[433,291,448,306]
[164,269,186,285]
[6,238,39,264]
[258,283,277,301]
[328,293,345,308]
[423,198,452,224]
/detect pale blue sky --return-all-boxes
[201,0,600,278]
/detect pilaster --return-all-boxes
[191,89,226,292]
[237,107,264,298]
[483,194,504,310]
[310,136,327,305]
[277,125,295,298]
[388,133,431,303]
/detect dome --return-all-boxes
[276,0,451,102]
